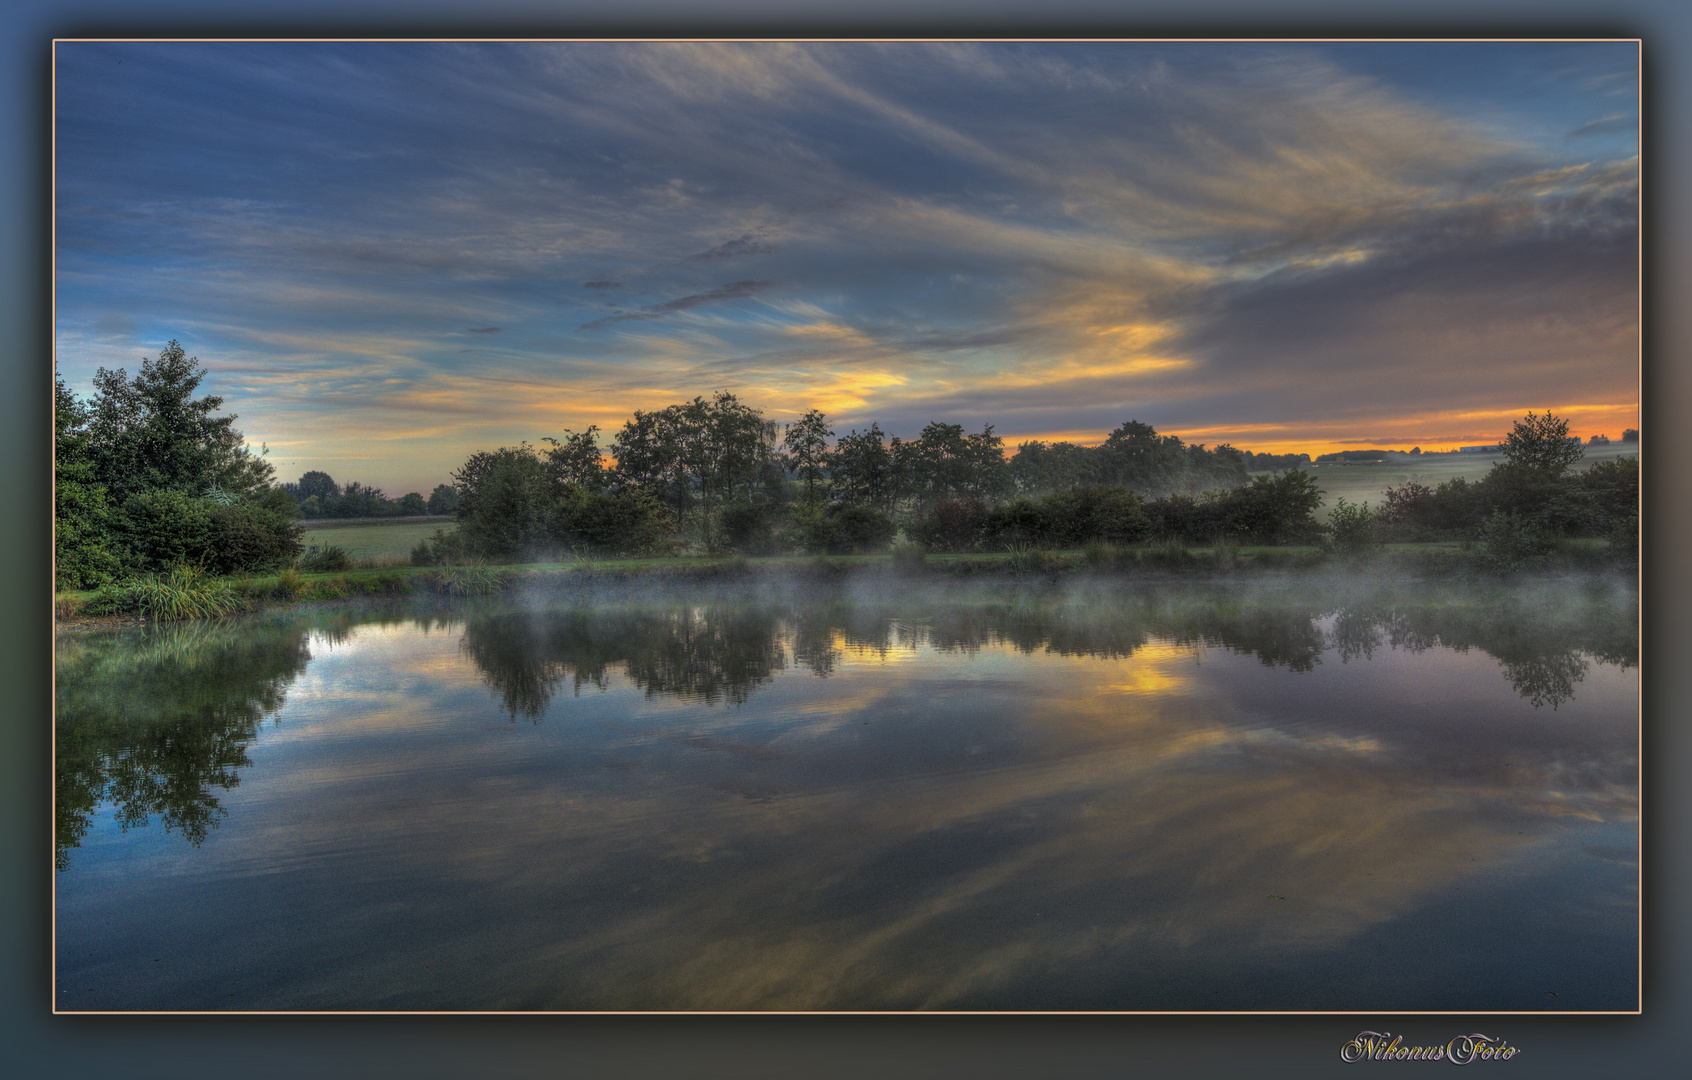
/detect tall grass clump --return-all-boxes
[297,544,355,573]
[434,560,504,597]
[274,566,309,600]
[890,539,927,573]
[128,565,244,623]
[1082,540,1128,571]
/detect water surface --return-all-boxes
[55,577,1638,1011]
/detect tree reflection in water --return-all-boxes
[459,580,1636,719]
[54,618,323,869]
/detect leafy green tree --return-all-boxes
[542,426,606,488]
[55,375,122,588]
[1008,439,1095,494]
[612,393,777,544]
[426,484,460,514]
[452,445,556,558]
[782,409,833,502]
[1500,411,1584,478]
[398,492,428,515]
[1095,420,1190,495]
[295,471,340,501]
[86,341,273,506]
[831,424,893,509]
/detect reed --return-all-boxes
[128,565,244,622]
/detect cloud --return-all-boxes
[582,280,622,290]
[466,326,500,334]
[687,233,777,260]
[578,279,775,330]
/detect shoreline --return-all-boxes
[53,543,1637,634]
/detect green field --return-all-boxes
[1285,443,1638,511]
[301,519,453,561]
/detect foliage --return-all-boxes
[1478,510,1559,571]
[296,471,340,501]
[204,502,304,573]
[398,492,428,515]
[54,375,122,589]
[720,501,775,555]
[1321,498,1378,555]
[542,426,607,488]
[297,544,355,573]
[830,423,895,510]
[1500,410,1583,478]
[126,565,245,622]
[554,485,677,556]
[411,528,469,566]
[1217,470,1326,544]
[612,392,779,540]
[452,444,556,558]
[782,409,834,502]
[113,490,216,572]
[912,496,990,552]
[84,341,274,506]
[426,483,461,514]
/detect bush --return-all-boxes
[1478,510,1559,571]
[411,528,469,566]
[114,491,215,573]
[1321,498,1378,555]
[912,497,989,553]
[556,486,676,556]
[297,544,355,573]
[206,503,303,573]
[829,505,897,554]
[719,501,775,555]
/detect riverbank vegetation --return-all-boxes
[56,342,1637,622]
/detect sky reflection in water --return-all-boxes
[55,579,1638,1011]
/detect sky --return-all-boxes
[53,40,1640,496]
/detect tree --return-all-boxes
[1500,411,1584,479]
[831,424,893,508]
[427,484,460,514]
[296,471,340,501]
[782,409,833,502]
[54,374,121,588]
[398,492,428,515]
[542,426,606,488]
[85,341,273,506]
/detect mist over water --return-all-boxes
[55,574,1637,1010]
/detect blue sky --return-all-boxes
[54,40,1639,494]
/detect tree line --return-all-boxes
[425,392,1335,563]
[55,342,1638,588]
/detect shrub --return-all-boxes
[913,497,989,553]
[411,528,469,566]
[205,502,303,573]
[1478,510,1558,571]
[298,544,355,572]
[114,490,215,573]
[828,505,897,554]
[718,501,775,555]
[273,567,309,600]
[1321,498,1378,555]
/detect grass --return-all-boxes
[300,520,452,561]
[1287,443,1639,511]
[55,538,1634,627]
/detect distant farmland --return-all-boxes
[1280,442,1639,510]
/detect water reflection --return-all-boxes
[460,581,1636,717]
[53,579,1637,1010]
[55,619,317,868]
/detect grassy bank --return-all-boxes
[54,538,1632,628]
[300,518,454,561]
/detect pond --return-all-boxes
[54,576,1639,1011]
